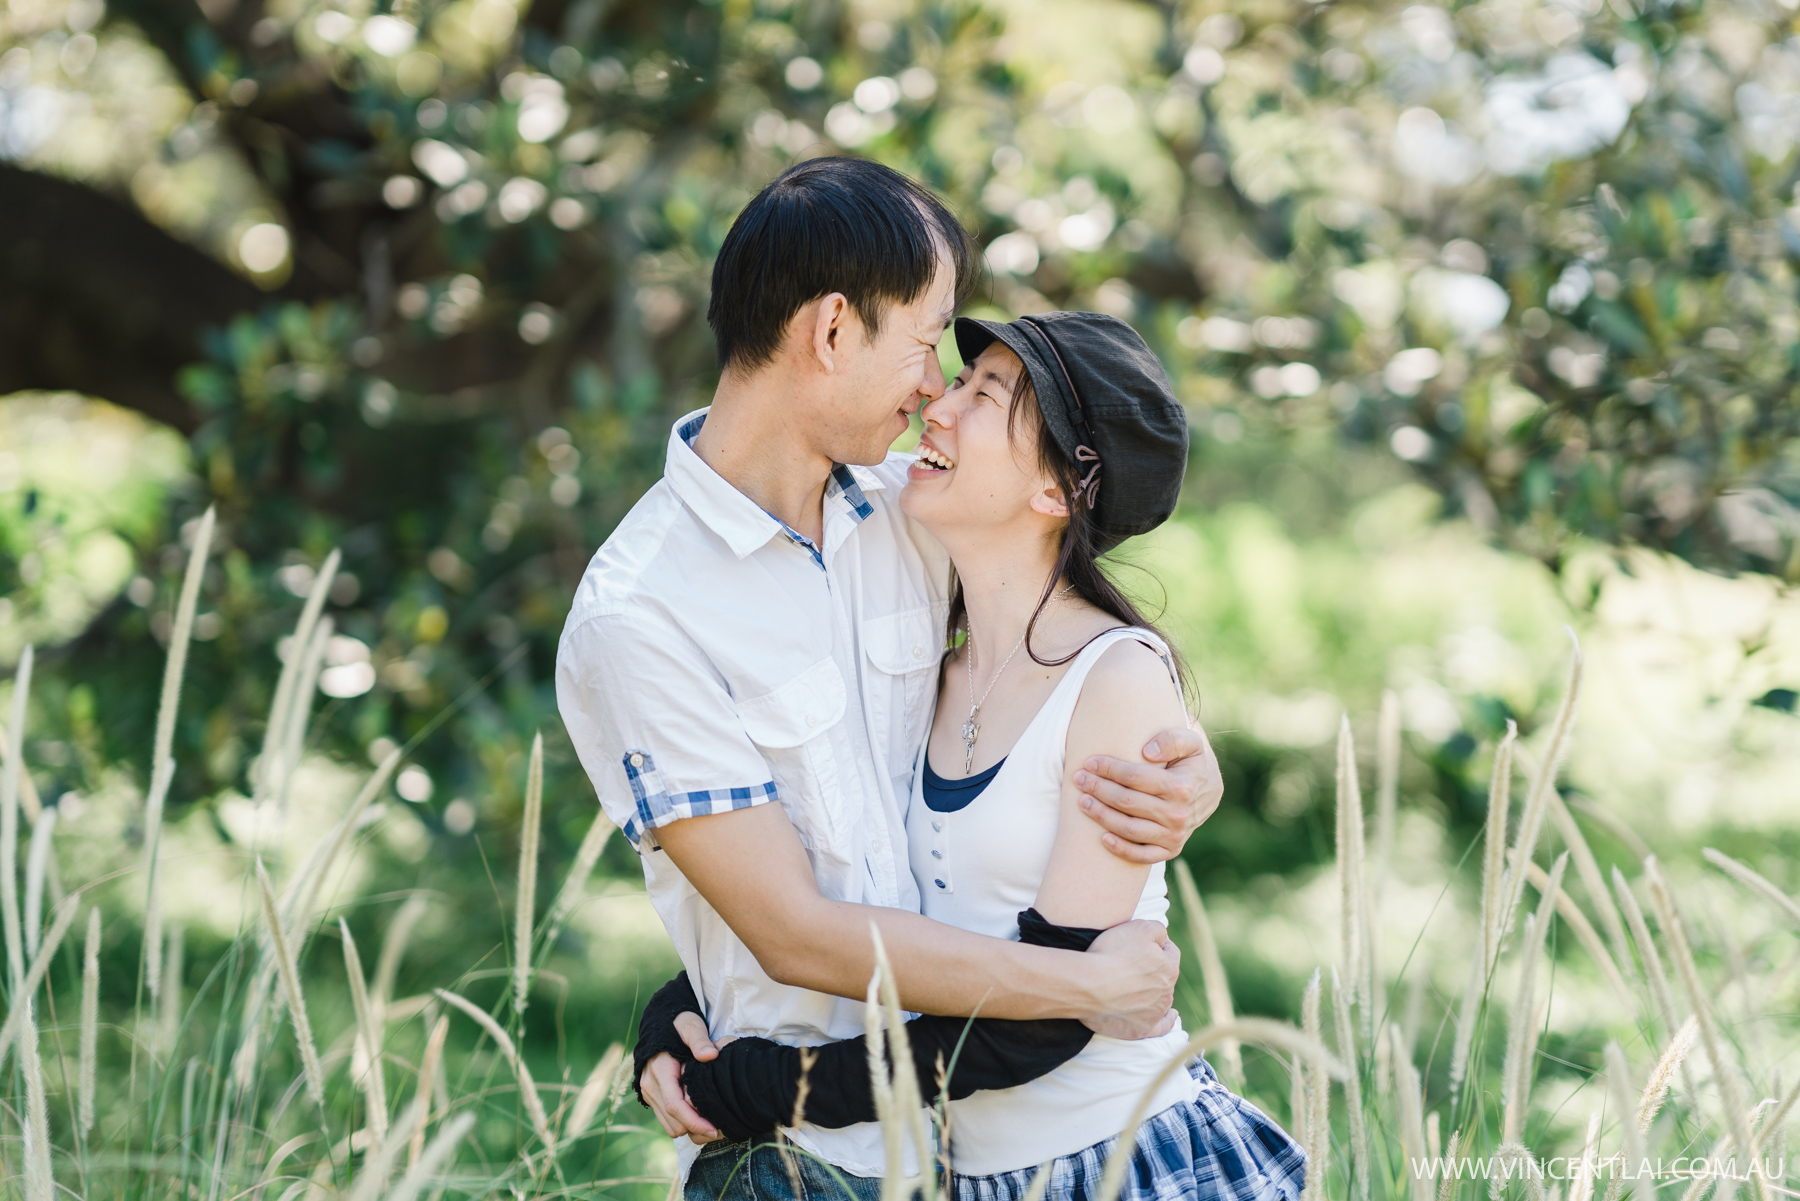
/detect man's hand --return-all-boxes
[638,1012,728,1143]
[1078,919,1181,1040]
[1075,723,1222,865]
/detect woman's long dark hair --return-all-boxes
[944,361,1193,703]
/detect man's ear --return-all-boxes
[809,293,851,374]
[1029,483,1070,519]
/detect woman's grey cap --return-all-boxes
[954,311,1190,552]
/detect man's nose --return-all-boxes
[919,347,947,402]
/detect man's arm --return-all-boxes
[640,719,1219,1142]
[636,909,1107,1143]
[653,801,1177,1025]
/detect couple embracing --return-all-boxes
[555,157,1305,1201]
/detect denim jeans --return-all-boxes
[685,1136,886,1201]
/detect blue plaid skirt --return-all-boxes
[949,1059,1306,1201]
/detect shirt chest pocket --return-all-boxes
[861,607,942,776]
[737,657,850,861]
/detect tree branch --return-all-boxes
[0,164,270,432]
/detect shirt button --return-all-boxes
[805,714,818,728]
[934,879,946,889]
[912,646,925,660]
[868,838,880,854]
[931,820,942,832]
[930,849,942,859]
[629,753,645,768]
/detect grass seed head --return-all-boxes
[20,993,52,1201]
[409,1012,450,1169]
[565,1041,627,1144]
[340,916,388,1141]
[22,807,54,960]
[373,893,431,1024]
[256,858,325,1106]
[255,546,338,808]
[79,906,99,1135]
[1638,1016,1698,1135]
[1497,632,1583,957]
[1481,722,1518,973]
[157,922,183,1058]
[1301,968,1329,1201]
[515,731,543,1015]
[387,1112,476,1201]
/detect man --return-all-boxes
[555,157,1221,1197]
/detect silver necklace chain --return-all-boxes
[959,584,1076,774]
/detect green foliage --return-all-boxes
[5,1,1800,1191]
[5,0,1800,822]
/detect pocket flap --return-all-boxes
[738,657,846,749]
[862,606,942,676]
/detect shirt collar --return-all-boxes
[663,409,873,561]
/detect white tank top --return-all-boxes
[905,627,1200,1177]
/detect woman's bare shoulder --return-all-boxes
[1071,634,1186,731]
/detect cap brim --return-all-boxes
[952,317,1084,461]
[953,316,1005,367]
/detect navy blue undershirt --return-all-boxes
[922,755,1006,813]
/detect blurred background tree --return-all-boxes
[4,0,1800,1046]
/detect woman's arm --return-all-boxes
[635,913,1106,1142]
[1035,640,1193,928]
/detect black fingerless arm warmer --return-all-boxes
[632,908,1103,1142]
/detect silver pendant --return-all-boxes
[961,711,980,773]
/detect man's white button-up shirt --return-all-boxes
[556,409,949,1177]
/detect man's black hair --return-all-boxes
[707,156,976,372]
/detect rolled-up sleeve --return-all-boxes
[557,609,777,850]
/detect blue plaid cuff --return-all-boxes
[619,750,778,849]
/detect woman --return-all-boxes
[641,312,1305,1201]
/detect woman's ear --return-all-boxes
[1028,482,1070,519]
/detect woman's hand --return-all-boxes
[1073,722,1221,865]
[638,1013,731,1143]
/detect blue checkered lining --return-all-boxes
[618,750,778,849]
[677,414,872,572]
[950,1059,1307,1201]
[831,463,874,520]
[759,510,828,570]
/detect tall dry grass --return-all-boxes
[1155,631,1797,1201]
[1,544,1796,1201]
[0,531,653,1200]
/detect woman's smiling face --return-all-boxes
[899,341,1067,539]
